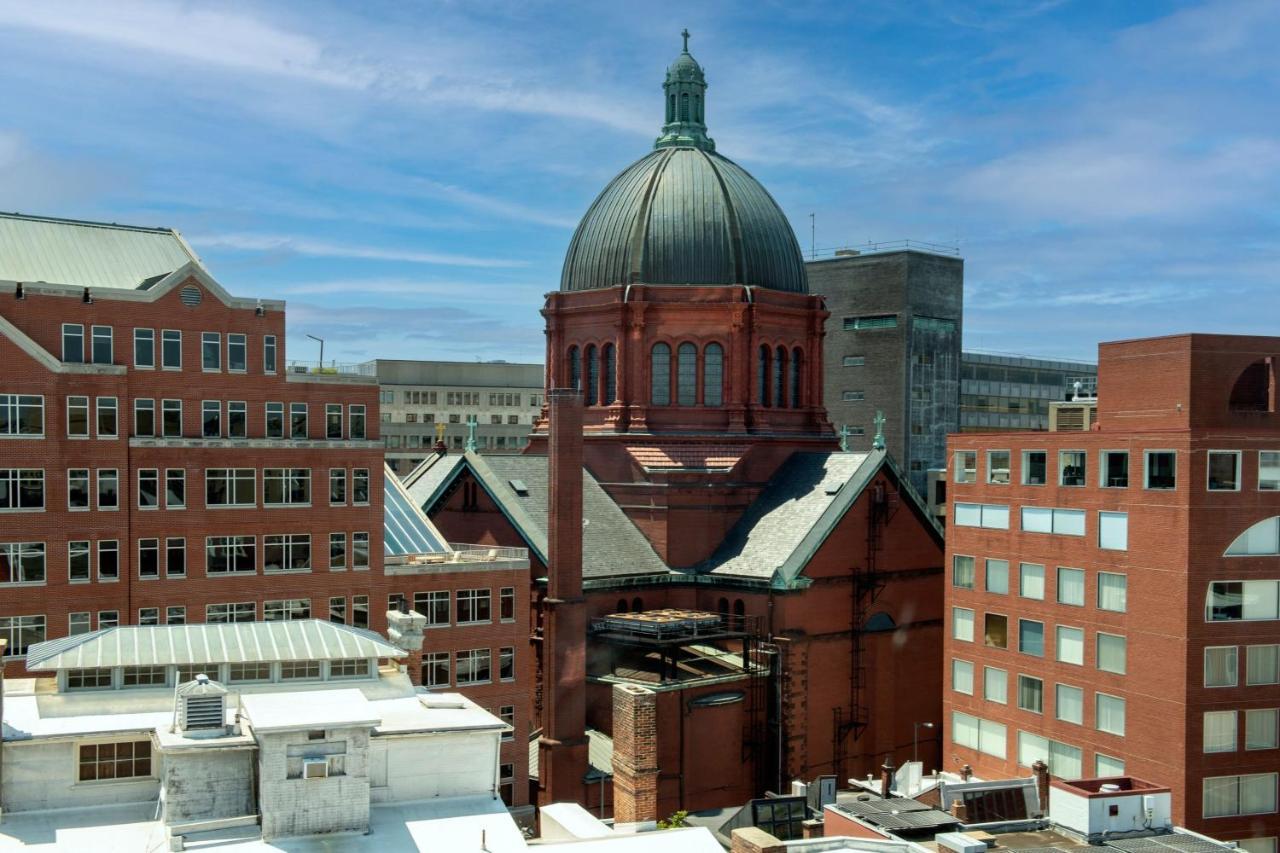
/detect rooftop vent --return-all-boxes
[180,284,202,306]
[509,479,529,496]
[175,673,229,735]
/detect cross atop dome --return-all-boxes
[655,29,715,151]
[682,28,690,53]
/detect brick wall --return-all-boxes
[611,683,659,825]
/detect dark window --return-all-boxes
[791,347,803,408]
[631,596,643,612]
[774,346,787,407]
[161,330,181,369]
[584,345,598,406]
[704,343,724,406]
[602,343,616,405]
[677,342,697,406]
[758,345,771,407]
[651,344,671,406]
[567,345,580,393]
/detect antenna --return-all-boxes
[809,213,816,260]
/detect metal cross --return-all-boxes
[464,416,478,453]
[839,424,851,452]
[873,410,886,451]
[682,28,690,52]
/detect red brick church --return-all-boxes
[407,35,946,821]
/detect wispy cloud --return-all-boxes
[189,233,527,268]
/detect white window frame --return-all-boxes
[1259,451,1280,491]
[227,333,247,373]
[133,328,155,369]
[1207,449,1242,492]
[1205,645,1239,688]
[161,329,182,370]
[1144,449,1177,490]
[201,332,221,372]
[987,450,1011,485]
[1021,450,1047,486]
[263,335,277,374]
[1100,450,1129,488]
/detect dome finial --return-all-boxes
[655,32,715,151]
[682,28,690,53]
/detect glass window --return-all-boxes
[67,468,90,510]
[1098,512,1128,550]
[1019,619,1044,656]
[201,332,220,370]
[353,595,368,629]
[952,555,975,589]
[330,658,369,679]
[329,533,346,570]
[423,652,450,687]
[69,612,91,634]
[650,343,671,406]
[1246,709,1279,750]
[263,534,311,573]
[987,451,1010,484]
[1096,754,1125,776]
[78,741,152,781]
[227,401,246,438]
[134,398,155,437]
[266,402,284,438]
[0,614,46,656]
[1208,580,1280,620]
[95,397,117,438]
[499,646,515,681]
[207,602,255,623]
[133,329,154,368]
[349,404,366,440]
[281,660,321,680]
[326,403,342,439]
[1203,773,1279,818]
[456,648,491,685]
[166,538,185,578]
[952,659,974,694]
[1022,451,1046,485]
[1204,710,1237,753]
[97,469,119,509]
[90,326,113,364]
[677,342,697,406]
[415,591,450,627]
[161,399,182,437]
[952,607,974,642]
[1056,626,1084,665]
[290,403,308,438]
[205,468,256,507]
[62,324,84,362]
[1260,452,1280,491]
[353,532,369,569]
[1017,675,1043,713]
[264,335,277,374]
[202,401,221,438]
[264,598,310,621]
[0,542,45,583]
[227,333,246,372]
[984,666,1007,703]
[1056,684,1084,724]
[1098,573,1127,612]
[67,395,89,437]
[1096,693,1125,735]
[1145,450,1176,489]
[205,536,256,575]
[68,540,90,582]
[954,451,976,483]
[985,559,1009,594]
[97,541,118,580]
[353,469,369,504]
[1247,645,1280,685]
[161,330,181,369]
[1057,567,1085,606]
[1020,563,1045,599]
[1059,450,1086,486]
[1102,451,1128,487]
[457,588,491,624]
[263,468,310,506]
[1021,506,1052,533]
[1205,646,1238,687]
[1053,508,1085,536]
[500,587,516,622]
[1098,633,1127,674]
[137,469,159,509]
[704,343,723,407]
[0,394,44,436]
[1208,450,1241,491]
[985,613,1008,649]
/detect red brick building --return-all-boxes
[943,333,1280,848]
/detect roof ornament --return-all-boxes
[654,29,715,152]
[839,424,853,453]
[682,27,690,53]
[465,416,478,453]
[872,411,886,451]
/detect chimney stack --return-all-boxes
[960,763,973,782]
[880,757,895,799]
[611,683,659,825]
[950,799,968,822]
[538,389,589,806]
[1031,760,1050,817]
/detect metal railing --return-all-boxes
[812,238,962,259]
[285,360,369,376]
[447,542,529,562]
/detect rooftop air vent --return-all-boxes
[180,284,202,306]
[175,672,229,734]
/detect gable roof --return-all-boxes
[384,461,449,556]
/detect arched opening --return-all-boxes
[1225,516,1280,556]
[631,596,644,612]
[717,597,729,615]
[733,599,745,617]
[695,94,702,122]
[584,345,598,406]
[1229,358,1274,413]
[602,343,616,405]
[864,611,897,632]
[704,343,724,407]
[651,343,671,406]
[680,92,690,122]
[758,345,771,407]
[774,346,787,408]
[616,599,628,614]
[791,347,803,408]
[567,345,580,393]
[677,342,697,406]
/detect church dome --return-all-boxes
[560,34,808,295]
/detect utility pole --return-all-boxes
[306,334,325,372]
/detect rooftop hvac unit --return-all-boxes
[175,673,228,733]
[303,758,330,779]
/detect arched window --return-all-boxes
[677,342,697,406]
[602,343,616,405]
[1230,358,1274,412]
[651,343,671,406]
[758,345,771,407]
[791,347,803,409]
[631,596,643,613]
[733,599,745,617]
[680,92,690,122]
[567,345,580,393]
[695,94,702,122]
[584,345,598,406]
[774,346,787,408]
[616,599,628,614]
[717,597,729,615]
[704,343,724,407]
[1226,517,1280,556]
[668,94,676,123]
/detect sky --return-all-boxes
[1,0,1278,366]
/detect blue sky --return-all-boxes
[1,0,1278,366]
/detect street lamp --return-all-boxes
[306,334,325,372]
[913,721,936,766]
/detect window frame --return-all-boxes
[1144,449,1178,490]
[161,329,182,370]
[1205,645,1239,688]
[986,450,1011,485]
[1207,449,1242,492]
[1101,450,1129,488]
[133,328,155,369]
[201,331,221,372]
[953,450,977,484]
[1259,451,1280,491]
[1021,450,1047,486]
[1058,449,1087,487]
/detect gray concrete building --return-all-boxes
[361,359,544,474]
[809,249,964,492]
[960,351,1098,432]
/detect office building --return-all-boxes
[961,351,1098,432]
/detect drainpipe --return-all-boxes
[1,637,6,822]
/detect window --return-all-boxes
[650,343,671,405]
[67,395,89,437]
[326,403,342,439]
[264,335,277,374]
[353,595,369,629]
[952,607,974,642]
[1019,620,1044,656]
[68,540,90,582]
[224,401,246,438]
[206,536,256,575]
[89,325,112,364]
[953,659,974,694]
[954,503,1009,529]
[842,355,865,367]
[0,614,45,656]
[985,613,1008,649]
[138,469,159,509]
[1056,626,1084,665]
[1017,733,1082,778]
[952,555,975,589]
[1145,450,1176,489]
[954,451,977,483]
[353,532,369,570]
[1018,675,1044,713]
[1207,580,1280,619]
[1205,646,1238,687]
[290,403,308,438]
[133,398,155,437]
[96,397,117,438]
[1056,684,1084,724]
[1098,573,1127,612]
[1098,512,1128,550]
[1097,633,1126,674]
[423,652,450,687]
[1102,451,1129,487]
[264,599,310,621]
[1057,567,1085,606]
[227,333,246,372]
[987,451,1010,484]
[843,314,897,330]
[138,538,159,579]
[415,591,450,627]
[166,538,185,578]
[1205,710,1237,753]
[456,649,491,685]
[1059,450,1086,486]
[499,646,515,681]
[206,468,255,507]
[330,659,369,679]
[1203,773,1278,818]
[266,402,284,438]
[161,399,182,437]
[353,469,370,504]
[166,469,186,509]
[1246,709,1279,750]
[201,332,220,370]
[984,667,1007,703]
[167,606,186,625]
[129,328,155,369]
[264,534,311,573]
[1260,452,1280,491]
[62,323,84,362]
[1020,506,1085,535]
[1096,693,1125,735]
[97,469,119,509]
[1096,754,1125,776]
[704,343,723,406]
[1020,563,1045,599]
[67,667,113,690]
[349,404,366,440]
[500,587,515,622]
[0,542,45,584]
[69,611,91,634]
[1021,451,1047,485]
[68,468,90,510]
[329,469,347,504]
[263,468,310,506]
[228,663,271,683]
[950,711,1007,759]
[207,602,255,623]
[986,559,1009,594]
[1248,645,1280,685]
[499,705,515,740]
[329,533,346,570]
[457,588,492,624]
[0,394,43,437]
[281,660,321,680]
[1208,450,1241,491]
[122,664,166,686]
[161,330,181,369]
[78,741,152,781]
[842,390,864,402]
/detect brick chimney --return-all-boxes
[950,799,968,822]
[1031,760,1050,817]
[880,757,895,799]
[730,827,786,853]
[538,389,589,806]
[611,683,659,824]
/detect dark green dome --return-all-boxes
[559,33,808,295]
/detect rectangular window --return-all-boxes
[953,607,974,642]
[415,591,450,626]
[326,403,343,439]
[138,468,159,509]
[206,536,256,575]
[0,542,45,584]
[329,658,369,679]
[78,741,152,781]
[205,468,256,507]
[266,402,284,438]
[1102,450,1129,487]
[1059,450,1086,486]
[202,401,221,438]
[290,403,308,438]
[456,648,492,685]
[1020,563,1045,599]
[228,662,271,683]
[954,502,1009,529]
[62,323,84,362]
[985,559,1009,595]
[353,469,370,504]
[1248,645,1280,686]
[264,534,311,573]
[1056,684,1084,725]
[349,404,366,440]
[1207,580,1280,619]
[138,538,159,579]
[227,333,246,372]
[166,537,185,578]
[167,606,186,625]
[68,540,90,583]
[201,332,220,371]
[1246,709,1279,750]
[984,666,1007,704]
[1205,646,1238,687]
[987,451,1010,484]
[1056,626,1084,665]
[68,468,90,510]
[353,595,369,629]
[843,314,897,330]
[161,329,181,369]
[207,602,255,623]
[67,667,112,689]
[1203,773,1279,818]
[1097,632,1127,674]
[162,399,182,437]
[69,611,91,634]
[1145,450,1177,490]
[457,588,492,624]
[424,652,450,687]
[98,540,119,581]
[1057,567,1085,606]
[264,335,277,374]
[67,395,89,437]
[329,532,347,570]
[952,555,975,589]
[134,328,155,368]
[842,390,865,402]
[954,451,977,483]
[1205,710,1237,753]
[500,586,516,622]
[1096,693,1125,735]
[953,659,974,694]
[1021,507,1086,536]
[1098,511,1128,550]
[123,663,166,685]
[264,598,310,621]
[329,468,347,504]
[97,468,119,509]
[1098,573,1127,612]
[0,614,45,656]
[500,705,515,740]
[1208,450,1241,491]
[134,398,155,436]
[1019,619,1045,657]
[1260,452,1280,491]
[985,613,1008,649]
[499,646,515,681]
[90,326,113,364]
[1021,451,1046,485]
[96,397,117,438]
[281,660,321,680]
[0,393,44,436]
[352,532,369,570]
[1017,675,1044,713]
[1096,754,1125,776]
[166,468,185,509]
[328,596,346,624]
[263,468,310,506]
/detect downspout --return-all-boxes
[0,638,5,822]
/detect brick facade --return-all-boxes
[611,683,659,824]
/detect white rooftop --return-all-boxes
[241,689,379,733]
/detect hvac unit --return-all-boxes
[303,758,330,779]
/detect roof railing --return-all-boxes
[446,543,530,562]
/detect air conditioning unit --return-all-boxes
[303,758,329,779]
